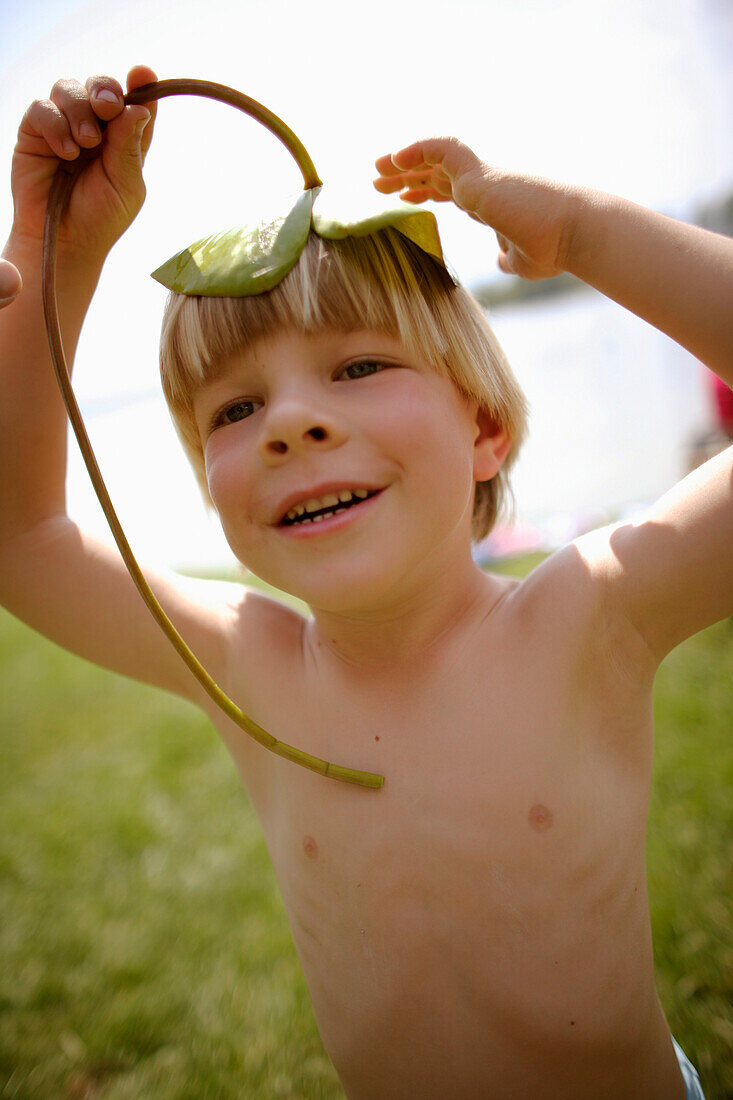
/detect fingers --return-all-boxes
[400,193,449,206]
[497,250,514,275]
[495,233,517,274]
[373,151,438,196]
[84,66,157,170]
[378,184,450,206]
[51,76,126,152]
[12,67,157,255]
[19,70,156,165]
[125,66,158,158]
[126,64,158,91]
[20,75,125,161]
[373,169,452,209]
[374,168,431,193]
[20,98,85,161]
[374,141,443,176]
[376,137,474,176]
[374,151,402,178]
[100,102,151,183]
[374,138,477,207]
[374,168,449,196]
[0,259,22,307]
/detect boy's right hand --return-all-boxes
[374,137,579,281]
[10,65,157,267]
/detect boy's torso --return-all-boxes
[208,545,686,1099]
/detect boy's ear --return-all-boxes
[472,407,511,482]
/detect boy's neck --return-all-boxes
[303,555,502,675]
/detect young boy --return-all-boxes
[1,64,730,1099]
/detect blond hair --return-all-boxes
[159,227,528,541]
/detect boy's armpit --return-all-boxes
[0,514,289,707]
[596,446,733,664]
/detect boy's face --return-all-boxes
[192,329,494,611]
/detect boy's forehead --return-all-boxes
[207,327,417,377]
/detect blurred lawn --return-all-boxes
[0,556,730,1099]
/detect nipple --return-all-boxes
[303,835,319,860]
[528,804,553,832]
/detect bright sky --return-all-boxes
[1,0,731,567]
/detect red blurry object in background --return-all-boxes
[710,373,733,438]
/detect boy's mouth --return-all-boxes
[279,488,380,526]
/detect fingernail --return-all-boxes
[0,296,18,307]
[79,122,98,142]
[62,139,78,158]
[94,89,119,104]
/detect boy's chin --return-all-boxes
[239,557,413,618]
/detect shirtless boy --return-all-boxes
[1,64,730,1098]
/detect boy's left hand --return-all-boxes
[374,137,577,281]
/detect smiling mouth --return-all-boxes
[279,488,380,526]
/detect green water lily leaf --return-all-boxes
[312,205,445,267]
[151,188,318,296]
[152,188,447,297]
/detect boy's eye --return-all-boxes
[225,400,256,422]
[212,399,259,430]
[341,360,386,381]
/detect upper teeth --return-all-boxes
[286,488,370,521]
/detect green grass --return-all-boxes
[646,615,732,1097]
[0,557,730,1098]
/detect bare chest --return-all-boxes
[208,552,683,1095]
[226,647,667,1096]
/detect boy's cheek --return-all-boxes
[204,451,274,565]
[203,452,223,510]
[204,450,251,523]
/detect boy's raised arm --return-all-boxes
[564,191,732,383]
[2,66,158,534]
[375,137,733,378]
[375,138,733,660]
[0,68,254,704]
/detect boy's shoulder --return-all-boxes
[492,528,616,612]
[221,580,308,671]
[488,528,656,682]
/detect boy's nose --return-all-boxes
[258,403,347,464]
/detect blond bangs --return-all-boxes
[160,227,528,540]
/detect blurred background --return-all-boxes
[1,0,731,572]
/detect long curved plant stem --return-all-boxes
[41,79,384,789]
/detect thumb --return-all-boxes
[497,250,515,275]
[496,233,515,274]
[101,105,151,189]
[0,258,22,306]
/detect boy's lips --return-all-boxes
[271,483,385,527]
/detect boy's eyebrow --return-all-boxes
[194,332,415,398]
[190,366,253,411]
[199,355,261,390]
